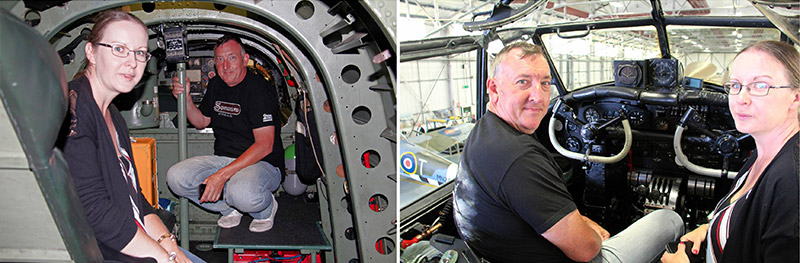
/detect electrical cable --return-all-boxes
[272,43,328,181]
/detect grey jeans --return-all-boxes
[166,155,281,220]
[590,209,684,263]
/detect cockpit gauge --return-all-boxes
[628,110,645,126]
[605,110,619,120]
[567,121,579,131]
[566,137,582,152]
[614,61,645,88]
[649,58,682,87]
[584,108,601,123]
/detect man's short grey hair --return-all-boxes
[489,41,544,78]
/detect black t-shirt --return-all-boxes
[453,111,577,263]
[200,70,284,172]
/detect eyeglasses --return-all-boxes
[723,81,793,96]
[95,43,151,62]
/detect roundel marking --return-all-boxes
[400,152,416,174]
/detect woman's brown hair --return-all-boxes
[736,40,800,90]
[86,10,146,45]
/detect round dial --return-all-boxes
[605,110,619,120]
[615,63,641,87]
[584,108,600,123]
[566,137,582,152]
[651,59,678,87]
[628,110,645,126]
[567,121,578,131]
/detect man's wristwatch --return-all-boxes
[167,251,177,262]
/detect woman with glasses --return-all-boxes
[662,40,799,262]
[61,11,203,263]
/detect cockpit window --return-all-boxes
[542,26,660,91]
[666,26,782,84]
[661,0,765,17]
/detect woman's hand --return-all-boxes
[661,242,690,263]
[680,224,708,255]
[159,239,192,263]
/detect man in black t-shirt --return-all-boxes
[453,42,683,262]
[167,35,284,232]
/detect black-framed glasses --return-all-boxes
[95,43,151,62]
[723,81,793,96]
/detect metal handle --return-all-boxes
[556,26,592,39]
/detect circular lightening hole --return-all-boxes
[368,194,389,212]
[345,227,356,240]
[295,1,315,20]
[23,10,41,27]
[352,106,371,125]
[141,3,155,13]
[341,65,361,84]
[361,150,380,169]
[375,237,395,255]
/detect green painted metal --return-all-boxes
[13,1,397,261]
[177,62,190,249]
[0,8,103,262]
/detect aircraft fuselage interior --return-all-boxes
[1,0,395,262]
[1,0,799,262]
[399,0,799,262]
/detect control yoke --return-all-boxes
[549,99,633,164]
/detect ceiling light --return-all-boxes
[691,41,697,45]
[682,35,689,39]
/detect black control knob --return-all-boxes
[580,124,598,142]
[635,185,649,197]
[716,134,738,156]
[649,189,662,201]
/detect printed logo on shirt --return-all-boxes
[263,113,273,123]
[214,101,241,118]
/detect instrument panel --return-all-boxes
[580,103,649,127]
[649,58,683,87]
[613,60,646,88]
[612,59,683,89]
[551,55,746,175]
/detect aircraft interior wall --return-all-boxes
[1,0,396,262]
[3,0,800,262]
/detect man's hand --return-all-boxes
[171,76,191,101]
[661,242,690,263]
[199,169,233,203]
[582,216,610,241]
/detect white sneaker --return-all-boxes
[249,195,278,232]
[217,210,243,228]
